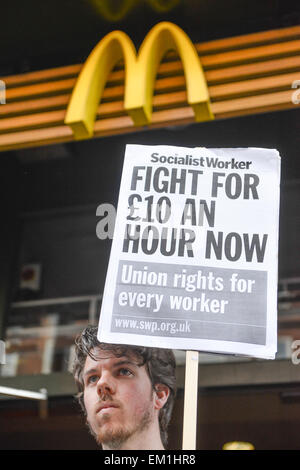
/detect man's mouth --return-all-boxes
[96,403,119,414]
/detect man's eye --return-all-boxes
[87,375,99,384]
[118,368,133,376]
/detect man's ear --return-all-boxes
[154,384,170,410]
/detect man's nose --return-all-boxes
[96,372,116,397]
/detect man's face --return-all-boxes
[82,348,157,449]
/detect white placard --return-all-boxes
[98,144,281,359]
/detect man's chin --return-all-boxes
[87,407,153,449]
[96,425,132,449]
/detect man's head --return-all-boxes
[72,326,176,449]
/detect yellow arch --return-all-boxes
[125,21,213,125]
[89,0,137,23]
[64,30,137,139]
[65,22,213,139]
[146,0,181,14]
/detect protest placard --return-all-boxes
[98,144,280,360]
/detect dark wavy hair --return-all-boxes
[72,325,177,448]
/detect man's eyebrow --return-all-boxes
[83,360,138,378]
[83,368,98,378]
[112,359,138,368]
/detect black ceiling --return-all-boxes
[1,0,300,75]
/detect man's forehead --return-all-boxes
[83,347,140,370]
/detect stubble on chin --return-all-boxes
[87,408,153,449]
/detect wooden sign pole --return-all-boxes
[182,350,199,450]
